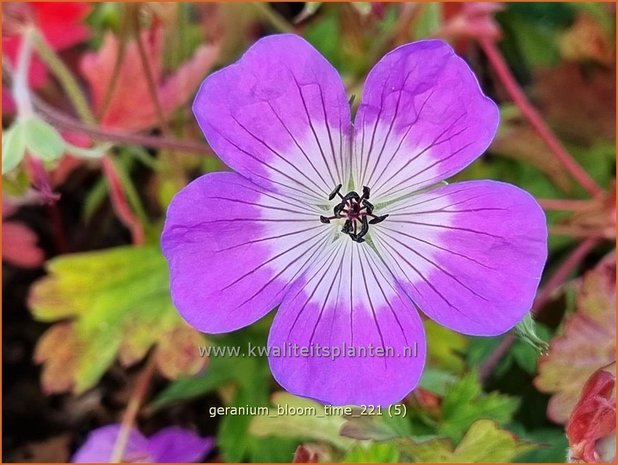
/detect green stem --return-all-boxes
[31,30,95,124]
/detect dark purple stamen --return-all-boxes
[319,184,389,242]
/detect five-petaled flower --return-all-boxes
[162,34,548,406]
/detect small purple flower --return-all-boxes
[72,424,214,463]
[162,34,547,405]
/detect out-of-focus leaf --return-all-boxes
[535,254,616,423]
[560,13,614,65]
[342,442,400,462]
[419,368,457,396]
[23,118,65,162]
[535,63,615,145]
[340,411,411,442]
[2,123,27,174]
[80,28,219,132]
[249,392,354,451]
[28,246,206,394]
[2,219,45,268]
[425,320,468,373]
[399,420,537,462]
[491,111,572,193]
[438,372,519,442]
[566,368,616,463]
[510,426,569,463]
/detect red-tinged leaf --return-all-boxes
[535,254,616,423]
[2,220,44,268]
[80,28,219,132]
[29,246,207,394]
[2,2,91,112]
[567,369,616,463]
[34,323,80,394]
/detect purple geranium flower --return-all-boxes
[72,424,214,463]
[161,34,547,406]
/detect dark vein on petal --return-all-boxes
[265,100,332,193]
[235,229,332,308]
[379,229,490,301]
[308,244,346,347]
[290,74,338,187]
[230,114,327,196]
[357,246,388,368]
[387,219,504,239]
[207,122,323,201]
[376,236,477,322]
[215,226,323,253]
[368,89,435,189]
[361,246,410,346]
[317,85,343,182]
[222,228,329,291]
[373,115,468,195]
[287,241,344,337]
[362,70,413,186]
[220,179,322,214]
[378,225,497,270]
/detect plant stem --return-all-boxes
[31,30,95,124]
[539,198,594,211]
[478,37,604,198]
[132,12,171,135]
[97,4,130,121]
[101,157,146,245]
[12,26,35,118]
[479,236,601,382]
[32,93,214,156]
[110,355,157,463]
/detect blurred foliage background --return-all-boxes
[2,2,616,463]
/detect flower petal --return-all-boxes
[371,180,547,336]
[161,172,331,333]
[353,40,499,203]
[193,34,351,203]
[72,425,150,463]
[268,239,426,406]
[147,427,214,463]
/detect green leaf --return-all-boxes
[249,392,354,451]
[399,420,537,462]
[2,123,27,174]
[509,425,569,463]
[29,245,206,394]
[23,117,65,162]
[343,442,400,462]
[425,320,468,373]
[439,372,520,442]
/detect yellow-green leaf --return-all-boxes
[399,420,537,462]
[29,245,206,394]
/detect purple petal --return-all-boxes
[268,239,426,406]
[353,40,499,204]
[372,180,547,336]
[193,34,351,203]
[161,172,331,333]
[72,425,150,463]
[147,427,214,463]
